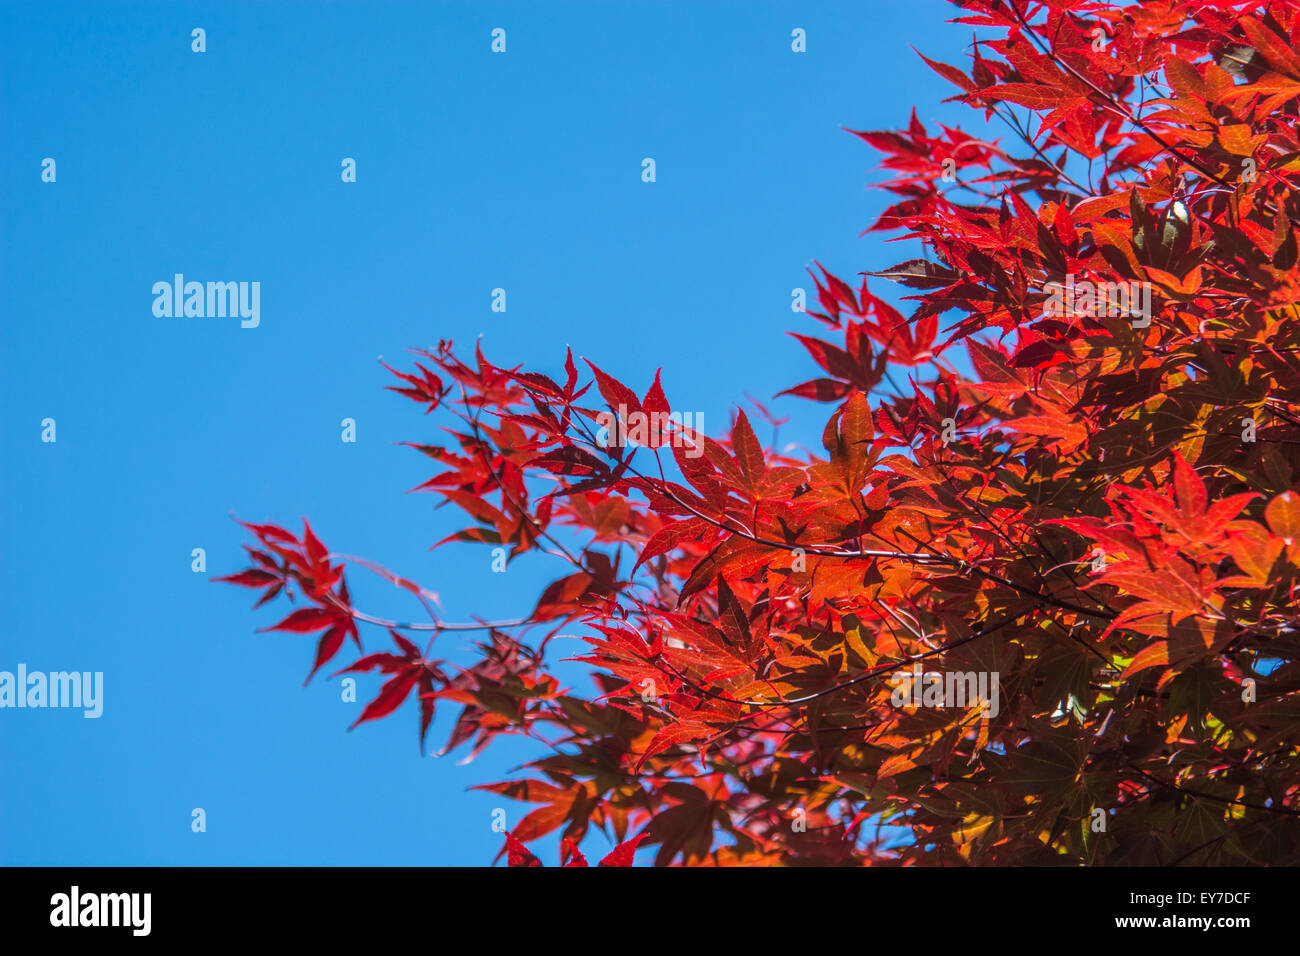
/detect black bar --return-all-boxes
[1,866,1280,941]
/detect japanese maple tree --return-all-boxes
[222,0,1300,865]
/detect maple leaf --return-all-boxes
[221,0,1300,867]
[501,833,645,867]
[332,630,446,752]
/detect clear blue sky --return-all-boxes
[1,0,975,865]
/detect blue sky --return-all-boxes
[1,0,976,865]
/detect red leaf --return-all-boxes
[776,378,852,402]
[302,519,329,569]
[214,569,279,588]
[305,625,349,685]
[599,833,645,867]
[348,670,420,730]
[584,359,643,417]
[915,49,977,92]
[643,368,670,416]
[731,409,765,490]
[562,838,589,867]
[260,608,337,634]
[504,833,543,867]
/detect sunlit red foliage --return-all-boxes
[222,0,1300,865]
